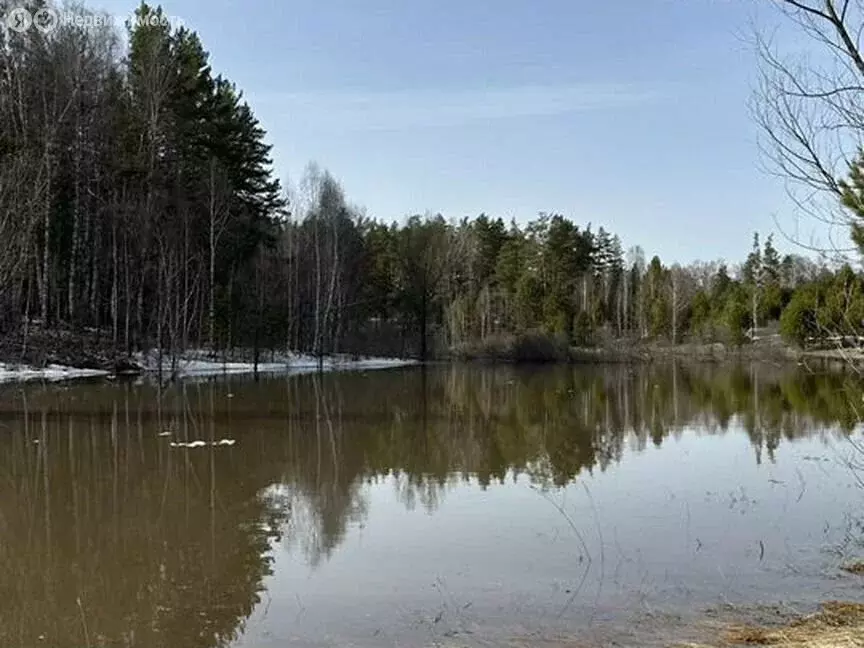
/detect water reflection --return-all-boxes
[0,386,291,647]
[0,362,859,647]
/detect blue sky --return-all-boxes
[91,0,838,264]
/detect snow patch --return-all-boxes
[0,352,416,384]
[134,350,417,379]
[0,363,110,384]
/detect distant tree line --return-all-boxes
[3,1,864,364]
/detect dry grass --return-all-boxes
[450,332,573,363]
[723,601,864,647]
[459,601,864,648]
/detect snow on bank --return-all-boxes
[0,352,415,385]
[134,351,417,379]
[0,363,110,384]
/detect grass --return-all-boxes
[721,601,864,647]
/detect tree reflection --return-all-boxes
[0,381,290,648]
[0,361,858,646]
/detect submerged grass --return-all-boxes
[840,561,864,575]
[722,601,864,647]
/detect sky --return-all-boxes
[86,0,839,265]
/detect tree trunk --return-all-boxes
[111,214,118,346]
[123,237,131,354]
[314,215,322,360]
[752,289,758,338]
[322,218,339,357]
[209,159,218,354]
[41,141,51,325]
[419,289,428,361]
[68,130,81,326]
[671,272,678,344]
[90,212,100,330]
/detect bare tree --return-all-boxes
[669,264,696,344]
[208,158,230,353]
[688,261,720,291]
[754,0,864,253]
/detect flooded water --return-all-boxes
[0,363,862,647]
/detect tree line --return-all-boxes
[2,1,864,365]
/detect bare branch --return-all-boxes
[754,0,864,256]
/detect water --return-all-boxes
[0,363,862,647]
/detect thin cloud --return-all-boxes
[253,83,666,131]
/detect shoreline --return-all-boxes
[1,324,861,385]
[0,353,418,384]
[451,340,862,368]
[514,598,864,647]
[0,327,418,384]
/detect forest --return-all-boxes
[3,1,864,366]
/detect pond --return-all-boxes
[0,363,862,647]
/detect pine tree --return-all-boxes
[840,149,864,256]
[762,234,781,285]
